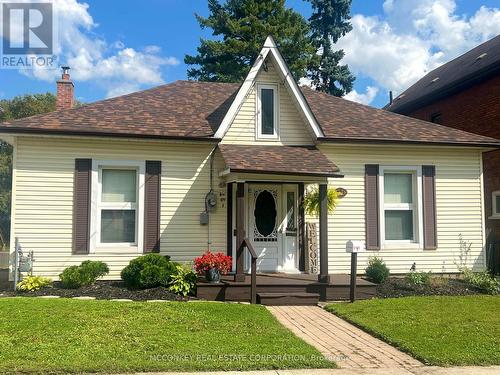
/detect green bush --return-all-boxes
[168,264,197,296]
[59,261,109,289]
[139,264,169,289]
[80,260,109,283]
[121,254,177,289]
[59,266,84,289]
[16,275,52,292]
[461,268,500,295]
[365,257,390,284]
[405,271,431,286]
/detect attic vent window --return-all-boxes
[476,53,488,60]
[430,112,443,124]
[431,77,440,83]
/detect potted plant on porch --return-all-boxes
[194,251,232,283]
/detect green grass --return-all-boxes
[326,295,500,366]
[0,298,334,373]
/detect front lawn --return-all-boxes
[326,295,500,366]
[0,298,334,373]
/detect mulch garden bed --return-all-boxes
[0,280,194,301]
[376,277,482,298]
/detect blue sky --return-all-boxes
[1,0,500,108]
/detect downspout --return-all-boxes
[480,149,488,270]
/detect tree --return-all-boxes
[185,0,315,82]
[307,0,355,96]
[0,93,56,249]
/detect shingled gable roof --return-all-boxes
[0,80,240,140]
[1,41,500,147]
[301,87,500,147]
[386,34,500,114]
[218,144,340,178]
[214,35,324,139]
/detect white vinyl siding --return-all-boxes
[11,136,227,279]
[10,137,487,278]
[318,144,486,274]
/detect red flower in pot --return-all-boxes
[194,251,232,283]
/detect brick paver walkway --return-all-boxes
[267,305,422,369]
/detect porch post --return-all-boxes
[318,183,330,283]
[235,182,245,282]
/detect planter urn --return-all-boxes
[205,268,221,283]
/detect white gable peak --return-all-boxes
[214,36,324,140]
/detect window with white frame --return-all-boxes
[491,191,500,219]
[91,160,145,252]
[256,84,278,139]
[380,167,423,246]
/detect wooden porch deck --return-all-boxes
[196,273,377,304]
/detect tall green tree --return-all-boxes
[307,0,355,96]
[185,0,315,82]
[0,93,56,249]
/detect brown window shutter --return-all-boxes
[144,160,161,253]
[422,165,437,249]
[72,159,91,254]
[365,164,380,250]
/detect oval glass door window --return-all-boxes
[254,190,277,237]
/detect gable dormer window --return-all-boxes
[257,84,278,139]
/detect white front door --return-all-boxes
[247,184,298,272]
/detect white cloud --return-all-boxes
[337,0,500,97]
[20,0,179,97]
[343,86,379,105]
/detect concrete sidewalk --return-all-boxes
[132,366,500,375]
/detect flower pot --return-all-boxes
[205,268,221,283]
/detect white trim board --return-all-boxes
[214,35,324,140]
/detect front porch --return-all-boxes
[196,273,377,305]
[214,144,355,305]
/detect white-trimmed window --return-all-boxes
[379,166,423,247]
[491,191,500,219]
[256,83,279,139]
[90,160,145,253]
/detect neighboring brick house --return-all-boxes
[386,34,500,273]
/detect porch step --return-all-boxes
[257,292,320,306]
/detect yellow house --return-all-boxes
[1,37,498,292]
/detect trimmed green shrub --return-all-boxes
[139,264,169,289]
[405,271,431,286]
[365,257,390,284]
[59,261,110,289]
[80,260,109,283]
[16,275,52,292]
[461,268,500,295]
[168,264,197,296]
[59,266,85,289]
[121,254,177,289]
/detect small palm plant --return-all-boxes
[303,186,340,217]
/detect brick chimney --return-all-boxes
[56,66,74,110]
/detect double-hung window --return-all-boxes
[91,160,145,252]
[380,166,423,247]
[256,84,278,139]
